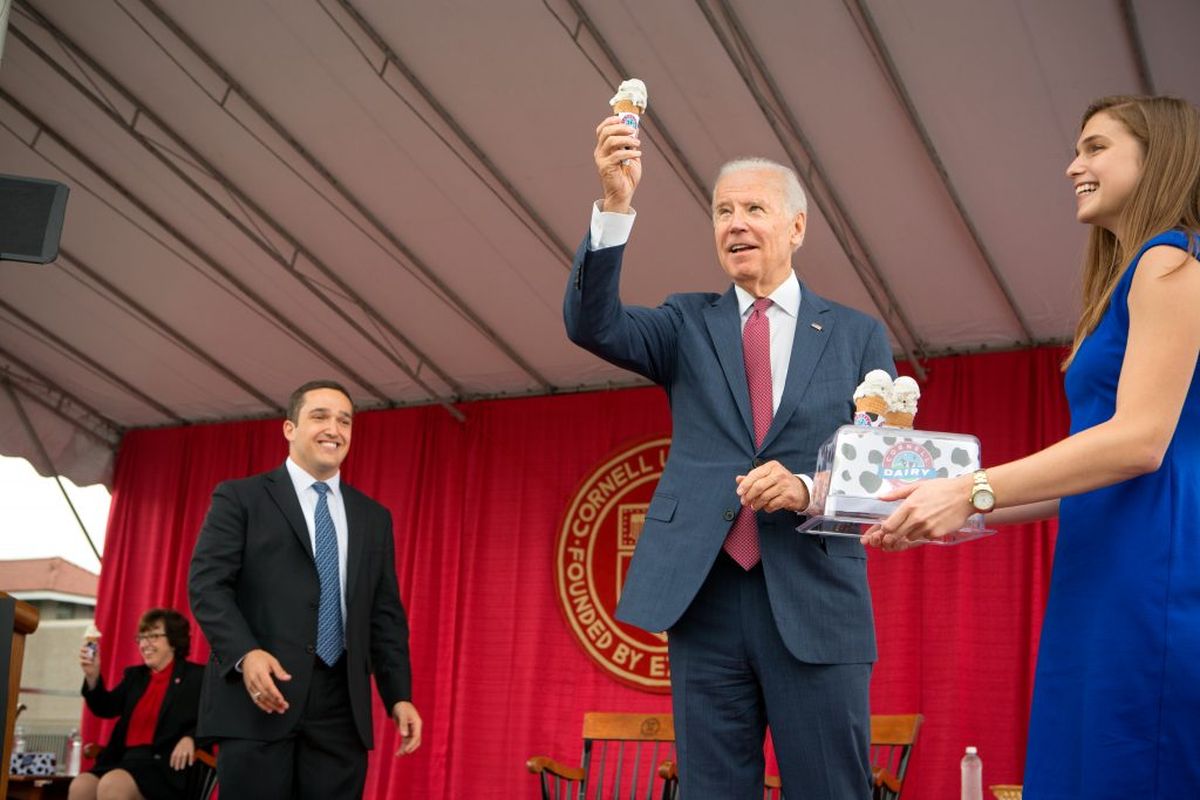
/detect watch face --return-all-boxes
[972,488,995,512]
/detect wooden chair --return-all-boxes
[869,713,923,800]
[566,710,921,796]
[81,742,218,800]
[661,713,923,800]
[527,712,677,800]
[187,748,219,800]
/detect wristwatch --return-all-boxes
[969,469,996,513]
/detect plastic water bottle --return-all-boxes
[67,729,83,776]
[13,724,27,754]
[961,745,983,800]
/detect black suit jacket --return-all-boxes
[82,659,204,771]
[188,464,412,748]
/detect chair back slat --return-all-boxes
[592,740,607,799]
[627,741,641,797]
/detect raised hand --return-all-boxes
[594,115,643,213]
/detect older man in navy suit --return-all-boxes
[564,117,895,799]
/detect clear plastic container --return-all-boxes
[798,425,994,544]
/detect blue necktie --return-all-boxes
[312,482,344,666]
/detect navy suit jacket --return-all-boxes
[565,238,895,665]
[188,464,412,748]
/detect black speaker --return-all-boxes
[0,174,70,264]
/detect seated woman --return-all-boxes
[69,608,205,800]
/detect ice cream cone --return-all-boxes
[609,79,648,141]
[854,395,888,417]
[885,376,919,429]
[83,624,102,661]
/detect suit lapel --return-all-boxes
[154,659,187,734]
[760,283,834,452]
[342,483,366,607]
[265,464,313,560]
[704,287,755,444]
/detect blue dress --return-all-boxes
[1024,230,1200,798]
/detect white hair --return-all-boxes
[714,158,808,216]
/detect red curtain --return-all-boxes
[85,346,1068,798]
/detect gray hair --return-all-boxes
[714,158,808,216]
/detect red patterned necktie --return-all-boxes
[723,297,773,570]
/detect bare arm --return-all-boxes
[987,499,1059,526]
[870,245,1200,547]
[984,246,1200,500]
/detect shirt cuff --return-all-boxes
[589,200,636,251]
[794,473,816,515]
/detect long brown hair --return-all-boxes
[1065,96,1200,368]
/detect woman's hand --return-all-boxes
[78,643,100,689]
[169,735,195,771]
[861,474,975,550]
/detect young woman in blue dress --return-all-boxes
[865,96,1200,797]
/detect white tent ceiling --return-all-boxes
[1,0,1198,487]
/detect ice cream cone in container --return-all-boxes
[852,369,892,425]
[885,376,920,429]
[854,395,888,417]
[609,78,648,137]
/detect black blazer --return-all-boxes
[188,464,413,748]
[82,659,204,771]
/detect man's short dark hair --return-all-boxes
[138,608,191,658]
[287,380,354,424]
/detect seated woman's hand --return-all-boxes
[78,644,100,686]
[169,735,195,771]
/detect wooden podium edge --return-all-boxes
[2,592,42,798]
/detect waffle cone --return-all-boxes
[612,99,644,115]
[854,395,888,416]
[884,410,915,429]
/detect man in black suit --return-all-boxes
[188,380,421,799]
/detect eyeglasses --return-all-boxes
[134,632,167,644]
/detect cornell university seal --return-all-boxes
[555,437,671,692]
